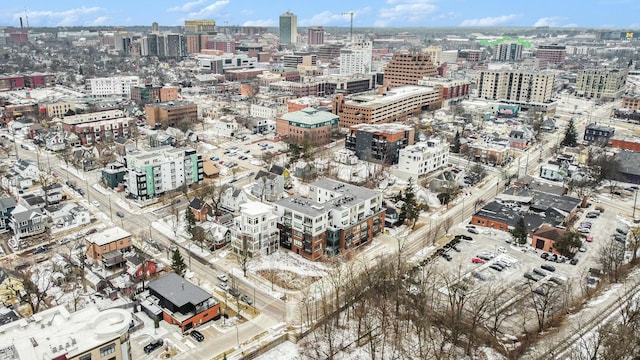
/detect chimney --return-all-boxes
[19,17,23,31]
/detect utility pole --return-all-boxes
[342,10,355,43]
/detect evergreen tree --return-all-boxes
[561,118,578,147]
[394,178,427,229]
[171,249,187,277]
[184,208,196,237]
[510,216,528,245]
[554,230,582,257]
[452,130,461,153]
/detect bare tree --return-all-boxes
[597,239,626,283]
[14,267,54,314]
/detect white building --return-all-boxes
[211,117,241,138]
[230,202,279,258]
[0,305,132,360]
[250,102,288,119]
[124,146,204,201]
[339,41,373,75]
[197,53,257,74]
[86,76,140,98]
[395,139,449,180]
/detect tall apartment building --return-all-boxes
[383,52,438,87]
[308,26,324,45]
[332,85,441,127]
[86,76,139,98]
[143,33,186,59]
[317,44,344,62]
[124,146,204,201]
[273,178,385,260]
[339,41,373,75]
[279,11,297,45]
[423,46,443,66]
[345,123,415,164]
[230,202,279,258]
[477,70,555,109]
[0,305,132,360]
[536,44,566,64]
[277,107,339,145]
[145,101,198,129]
[575,68,627,100]
[396,139,449,180]
[493,43,523,62]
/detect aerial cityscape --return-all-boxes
[0,1,639,359]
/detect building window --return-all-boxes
[100,344,116,356]
[79,355,92,360]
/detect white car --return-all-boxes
[497,246,507,253]
[217,274,228,282]
[92,200,100,207]
[218,283,230,292]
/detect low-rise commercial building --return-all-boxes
[60,109,135,146]
[276,107,339,145]
[86,75,140,98]
[583,123,615,145]
[145,101,197,129]
[273,178,385,261]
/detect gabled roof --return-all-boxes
[254,169,278,181]
[0,197,16,211]
[269,164,285,176]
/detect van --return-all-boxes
[116,211,125,218]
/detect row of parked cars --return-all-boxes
[217,273,253,304]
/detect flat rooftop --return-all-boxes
[86,226,131,246]
[347,86,437,107]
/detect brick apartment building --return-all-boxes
[131,85,179,105]
[60,109,135,145]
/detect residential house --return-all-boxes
[145,273,221,333]
[252,170,285,202]
[220,185,247,213]
[101,162,127,189]
[44,132,66,152]
[126,253,159,282]
[0,196,16,230]
[230,202,279,258]
[189,197,212,222]
[9,204,47,245]
[149,131,176,148]
[42,183,64,205]
[509,128,531,150]
[12,160,39,182]
[539,163,565,182]
[85,227,132,269]
[583,123,615,146]
[269,165,291,188]
[22,194,46,210]
[47,203,91,229]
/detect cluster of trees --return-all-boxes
[393,178,426,229]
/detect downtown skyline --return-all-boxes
[0,0,638,29]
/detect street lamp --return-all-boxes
[633,189,638,220]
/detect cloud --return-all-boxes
[242,19,276,27]
[533,17,568,27]
[13,6,104,27]
[187,0,230,18]
[167,0,208,13]
[89,16,109,26]
[374,0,437,27]
[460,14,519,27]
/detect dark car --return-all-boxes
[454,234,474,241]
[570,258,579,265]
[533,268,548,277]
[489,264,503,272]
[144,339,164,354]
[441,253,452,261]
[32,245,48,255]
[541,264,556,272]
[586,212,599,219]
[116,211,125,218]
[190,330,204,342]
[616,228,629,236]
[477,254,492,261]
[467,228,479,234]
[541,252,549,259]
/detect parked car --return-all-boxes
[116,211,125,218]
[533,268,548,277]
[570,258,579,265]
[190,330,205,342]
[451,245,461,252]
[91,200,100,207]
[471,257,486,264]
[524,273,539,281]
[586,212,599,219]
[467,228,479,234]
[541,252,549,259]
[32,245,48,255]
[533,288,547,296]
[489,264,503,272]
[240,294,253,305]
[211,156,219,161]
[144,339,164,354]
[217,274,228,282]
[217,283,230,292]
[585,236,593,243]
[541,264,556,272]
[577,227,591,234]
[441,253,452,261]
[616,228,629,236]
[497,246,507,253]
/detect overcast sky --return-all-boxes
[0,0,637,29]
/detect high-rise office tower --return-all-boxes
[339,41,372,75]
[492,43,523,62]
[151,22,159,32]
[308,26,324,45]
[279,11,298,46]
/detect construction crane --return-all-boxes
[342,10,355,43]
